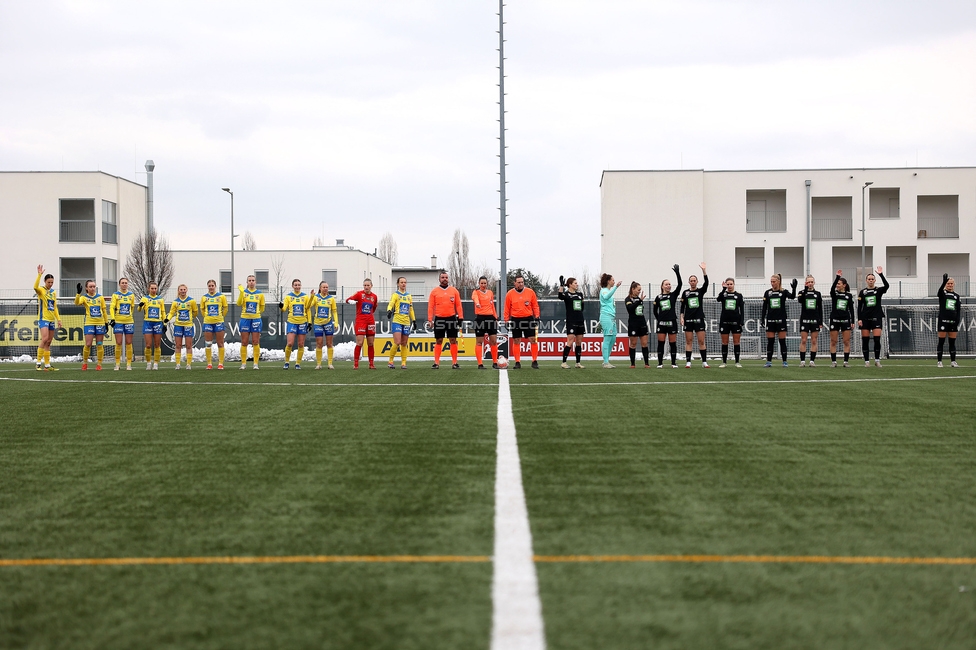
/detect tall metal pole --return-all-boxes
[145,160,155,233]
[496,0,508,320]
[861,181,873,276]
[223,188,235,322]
[804,180,811,275]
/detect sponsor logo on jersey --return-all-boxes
[805,298,817,310]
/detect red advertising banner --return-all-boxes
[489,335,630,359]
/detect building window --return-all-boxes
[917,195,959,239]
[254,270,270,292]
[832,246,873,289]
[812,197,853,240]
[745,190,787,233]
[103,258,118,290]
[928,253,970,297]
[220,270,232,294]
[101,200,118,244]
[886,246,916,277]
[869,188,899,219]
[59,199,95,242]
[773,247,804,277]
[322,269,338,295]
[60,257,95,296]
[735,247,765,278]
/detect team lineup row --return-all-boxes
[29,263,964,371]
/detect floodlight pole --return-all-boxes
[223,188,235,322]
[497,0,508,320]
[861,181,873,274]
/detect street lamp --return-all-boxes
[222,188,235,320]
[861,181,873,280]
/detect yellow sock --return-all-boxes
[83,345,91,362]
[284,345,292,363]
[218,347,225,365]
[206,346,212,365]
[316,347,322,365]
[45,350,51,365]
[36,349,43,363]
[253,344,260,365]
[97,345,104,364]
[389,344,397,363]
[154,347,161,364]
[327,347,334,366]
[401,345,408,366]
[127,345,133,364]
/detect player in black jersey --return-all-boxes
[828,272,855,367]
[653,265,682,368]
[716,278,743,368]
[624,282,650,368]
[936,273,961,368]
[679,262,709,368]
[796,275,824,367]
[857,266,889,367]
[557,276,586,368]
[761,273,797,367]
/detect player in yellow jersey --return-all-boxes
[168,284,198,370]
[138,282,166,370]
[237,275,265,369]
[308,281,339,369]
[200,279,229,369]
[279,278,309,370]
[75,279,107,370]
[33,264,62,371]
[109,277,137,371]
[386,276,416,369]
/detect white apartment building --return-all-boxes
[601,167,974,297]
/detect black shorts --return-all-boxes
[719,323,742,335]
[628,322,649,337]
[765,320,787,333]
[800,321,822,333]
[474,315,498,336]
[510,317,536,339]
[860,317,883,331]
[830,321,852,332]
[566,322,586,336]
[656,320,677,334]
[938,320,958,333]
[433,316,459,339]
[684,319,705,332]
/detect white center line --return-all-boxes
[491,370,546,650]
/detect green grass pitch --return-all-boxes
[1,360,974,648]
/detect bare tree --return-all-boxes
[270,254,286,302]
[123,229,175,297]
[242,231,257,251]
[577,266,597,298]
[448,229,474,293]
[377,232,399,265]
[312,235,324,247]
[472,260,499,288]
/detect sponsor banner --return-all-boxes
[370,335,480,359]
[509,336,628,358]
[0,316,117,347]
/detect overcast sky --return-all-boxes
[2,1,975,281]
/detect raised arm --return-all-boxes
[830,274,841,298]
[877,269,889,294]
[938,273,948,297]
[671,265,682,300]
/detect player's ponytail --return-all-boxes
[600,273,613,288]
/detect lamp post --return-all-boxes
[222,188,235,321]
[861,181,873,279]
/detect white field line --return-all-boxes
[0,377,495,388]
[510,375,976,387]
[492,370,546,650]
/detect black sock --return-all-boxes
[800,351,806,361]
[670,342,677,365]
[831,352,837,362]
[686,350,692,362]
[575,344,581,364]
[844,352,850,362]
[562,345,569,362]
[779,338,787,362]
[766,337,775,362]
[733,344,741,362]
[641,346,649,365]
[874,335,882,360]
[721,344,728,363]
[949,338,957,361]
[862,336,870,361]
[700,349,707,363]
[657,340,665,365]
[629,346,636,366]
[938,337,945,361]
[811,351,817,361]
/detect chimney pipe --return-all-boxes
[430,255,437,269]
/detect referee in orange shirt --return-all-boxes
[427,271,464,369]
[504,274,541,369]
[472,275,499,369]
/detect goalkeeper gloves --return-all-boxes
[387,310,394,320]
[559,275,566,287]
[76,283,83,294]
[278,302,284,309]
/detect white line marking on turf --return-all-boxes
[492,369,546,650]
[0,377,495,388]
[511,375,976,387]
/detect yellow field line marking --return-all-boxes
[4,553,976,568]
[533,554,976,565]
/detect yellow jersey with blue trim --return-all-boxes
[237,287,265,319]
[110,291,137,324]
[199,292,228,324]
[282,292,309,325]
[387,291,415,326]
[75,292,107,326]
[34,274,60,322]
[168,297,198,327]
[307,293,339,327]
[140,295,166,322]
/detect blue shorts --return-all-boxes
[113,323,135,335]
[392,322,411,335]
[286,322,309,335]
[83,325,107,336]
[173,325,194,338]
[38,319,57,331]
[203,322,225,333]
[143,322,163,335]
[240,318,263,333]
[314,323,335,337]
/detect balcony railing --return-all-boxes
[745,210,786,233]
[917,217,959,239]
[102,221,118,244]
[812,218,852,240]
[59,220,95,243]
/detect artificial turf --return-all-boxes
[1,360,974,648]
